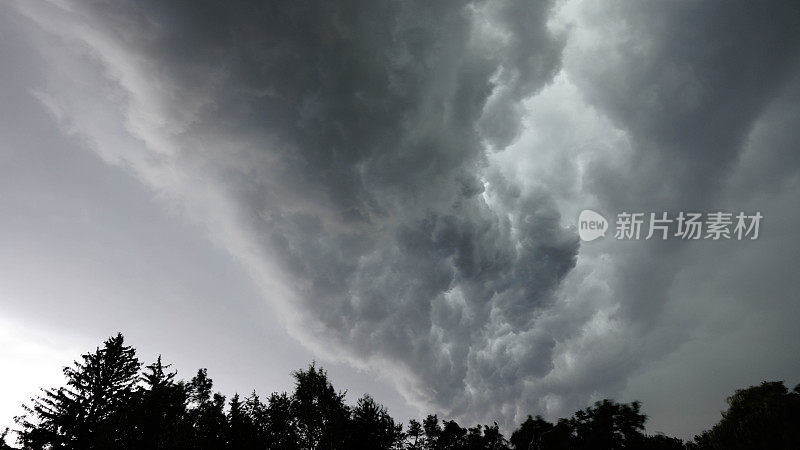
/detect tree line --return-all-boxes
[2,333,798,449]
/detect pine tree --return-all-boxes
[17,333,141,450]
[405,419,424,450]
[227,393,260,449]
[135,356,190,449]
[243,390,270,448]
[187,369,227,450]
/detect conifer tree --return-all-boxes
[187,369,227,450]
[405,419,424,450]
[17,333,140,450]
[136,356,189,449]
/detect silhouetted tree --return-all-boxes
[438,420,467,449]
[422,415,442,450]
[17,333,140,450]
[544,419,573,450]
[412,418,509,450]
[509,402,662,450]
[569,399,647,449]
[227,393,259,449]
[466,423,508,449]
[134,355,190,449]
[17,333,800,450]
[265,392,299,449]
[349,394,403,449]
[510,415,554,450]
[240,391,270,449]
[691,381,800,449]
[406,419,424,450]
[291,364,350,449]
[187,368,227,450]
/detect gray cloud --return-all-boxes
[14,0,577,426]
[562,0,800,349]
[534,0,800,435]
[477,0,800,433]
[10,0,800,437]
[571,0,800,208]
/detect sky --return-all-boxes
[1,0,800,441]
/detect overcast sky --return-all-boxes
[2,0,799,440]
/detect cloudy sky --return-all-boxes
[2,0,799,440]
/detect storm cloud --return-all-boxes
[9,0,800,436]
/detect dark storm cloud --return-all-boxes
[14,0,800,435]
[573,0,800,208]
[563,0,800,329]
[16,0,578,423]
[540,0,800,433]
